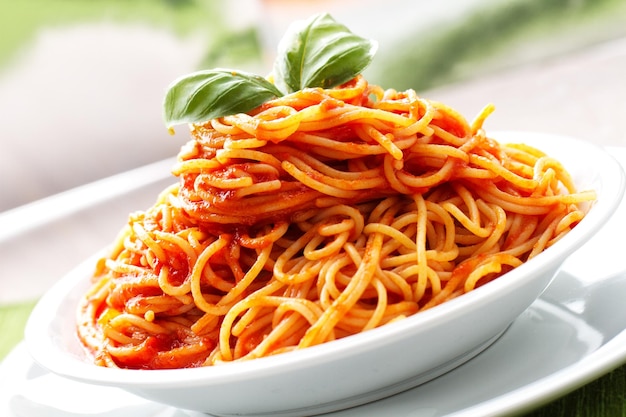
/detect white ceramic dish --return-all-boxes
[3,257,626,417]
[22,132,625,417]
[3,171,626,417]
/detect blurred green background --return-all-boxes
[3,0,626,89]
[1,0,626,212]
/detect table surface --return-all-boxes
[2,24,626,417]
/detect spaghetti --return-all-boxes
[77,75,594,369]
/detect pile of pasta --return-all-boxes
[77,75,594,369]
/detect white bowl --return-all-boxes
[24,132,625,417]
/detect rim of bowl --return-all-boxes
[24,131,626,388]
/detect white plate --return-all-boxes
[21,133,625,416]
[1,171,626,417]
[2,144,625,417]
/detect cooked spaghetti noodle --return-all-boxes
[77,75,594,369]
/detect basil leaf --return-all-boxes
[163,69,283,128]
[273,13,378,94]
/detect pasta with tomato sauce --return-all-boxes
[76,75,594,369]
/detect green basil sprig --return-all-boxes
[272,13,378,94]
[163,69,282,129]
[163,13,377,129]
